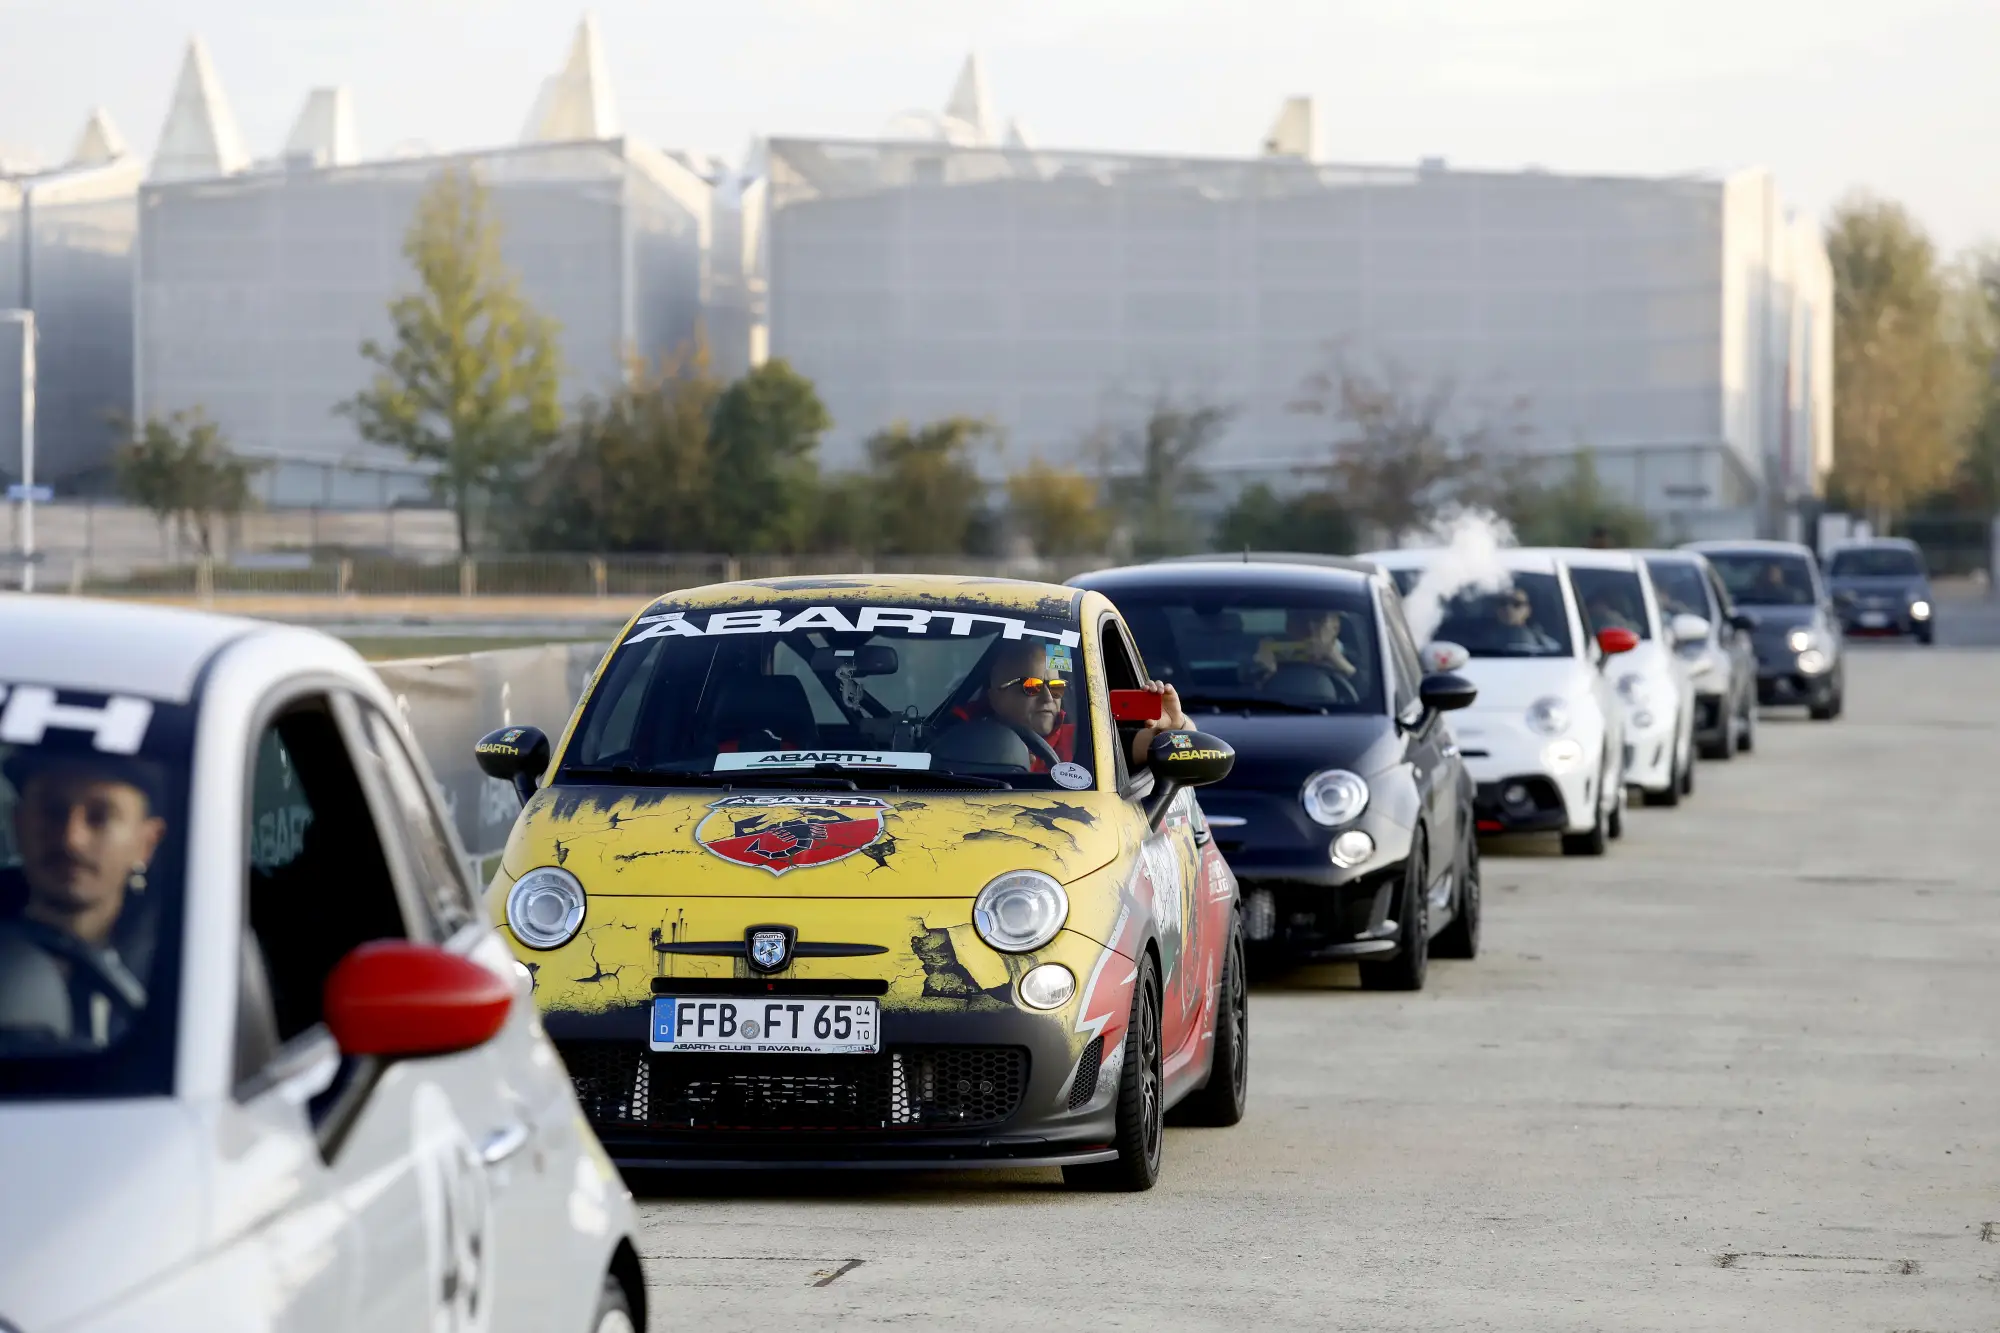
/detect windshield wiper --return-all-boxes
[1181,693,1332,714]
[842,771,1014,790]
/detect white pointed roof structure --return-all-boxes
[944,53,996,146]
[151,38,250,180]
[1261,96,1316,160]
[1003,118,1035,151]
[69,109,129,167]
[521,13,620,143]
[283,87,358,167]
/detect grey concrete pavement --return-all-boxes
[628,647,2000,1331]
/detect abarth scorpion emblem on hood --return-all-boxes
[748,928,793,973]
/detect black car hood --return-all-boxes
[1732,604,1819,630]
[1187,711,1402,789]
[1829,576,1927,598]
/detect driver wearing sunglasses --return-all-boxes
[950,641,1187,773]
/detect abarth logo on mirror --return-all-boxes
[748,928,792,972]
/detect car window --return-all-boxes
[1707,552,1818,606]
[1569,567,1652,639]
[1111,583,1386,715]
[563,597,1097,788]
[1645,559,1712,622]
[1378,586,1423,715]
[1827,546,1924,578]
[357,706,479,940]
[1428,573,1574,658]
[0,684,195,1100]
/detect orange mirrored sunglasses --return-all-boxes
[998,676,1067,699]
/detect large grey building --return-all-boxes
[133,20,755,507]
[0,111,141,492]
[766,71,1831,538]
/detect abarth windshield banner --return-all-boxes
[625,605,1082,649]
[712,749,934,772]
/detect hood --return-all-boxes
[1194,712,1401,786]
[1450,657,1595,710]
[1829,576,1927,598]
[0,1100,207,1330]
[500,785,1125,896]
[1730,604,1819,629]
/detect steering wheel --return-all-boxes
[1005,722,1063,770]
[11,919,147,1020]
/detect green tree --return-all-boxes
[341,166,562,554]
[523,339,720,552]
[114,409,265,557]
[1215,482,1356,553]
[1826,195,1975,528]
[1488,451,1654,548]
[1949,246,2000,511]
[707,358,832,553]
[863,418,993,555]
[1100,396,1229,556]
[1006,461,1112,556]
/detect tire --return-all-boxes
[1917,625,1934,646]
[1359,843,1429,991]
[1737,696,1756,753]
[1561,779,1609,856]
[1642,755,1682,807]
[1679,748,1695,796]
[1064,955,1164,1191]
[1432,832,1480,960]
[1699,701,1736,761]
[589,1276,638,1333]
[1608,786,1625,839]
[1173,919,1248,1127]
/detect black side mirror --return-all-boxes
[475,725,551,806]
[1141,730,1235,828]
[1728,612,1756,633]
[1419,672,1478,713]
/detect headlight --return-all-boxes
[1616,673,1650,707]
[1329,830,1375,867]
[1796,648,1829,675]
[1544,738,1586,770]
[1018,963,1076,1010]
[974,870,1069,953]
[1526,696,1571,735]
[506,866,587,950]
[1787,628,1813,653]
[1301,769,1370,826]
[1911,599,1931,621]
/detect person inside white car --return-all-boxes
[1444,587,1564,656]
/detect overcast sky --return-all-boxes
[3,0,1996,252]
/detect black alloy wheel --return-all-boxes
[1065,955,1165,1191]
[1359,841,1429,991]
[1173,917,1249,1126]
[1432,829,1480,960]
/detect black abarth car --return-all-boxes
[1685,540,1846,720]
[1072,559,1480,989]
[1825,537,1936,644]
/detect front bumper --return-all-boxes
[1622,725,1675,792]
[1472,777,1569,834]
[1237,866,1405,961]
[1836,602,1927,636]
[1757,666,1836,706]
[548,1003,1120,1169]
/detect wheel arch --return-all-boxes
[610,1237,648,1332]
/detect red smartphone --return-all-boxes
[1108,689,1165,722]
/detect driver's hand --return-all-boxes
[1145,679,1189,732]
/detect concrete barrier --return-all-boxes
[375,641,611,865]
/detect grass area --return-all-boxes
[344,634,606,661]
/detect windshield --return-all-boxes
[1645,559,1712,621]
[1709,552,1817,606]
[1,683,192,1100]
[1429,573,1575,658]
[1568,567,1652,639]
[1827,547,1924,579]
[563,598,1096,789]
[1111,585,1384,715]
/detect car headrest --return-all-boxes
[707,675,821,751]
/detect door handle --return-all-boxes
[480,1119,533,1166]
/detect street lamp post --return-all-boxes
[2,309,36,592]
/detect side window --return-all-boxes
[1379,588,1423,716]
[357,704,480,940]
[238,697,411,1084]
[1097,618,1147,787]
[1705,567,1734,619]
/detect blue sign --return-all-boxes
[4,484,52,502]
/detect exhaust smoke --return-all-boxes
[1399,507,1519,646]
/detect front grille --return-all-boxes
[564,1041,1029,1132]
[1067,1035,1105,1110]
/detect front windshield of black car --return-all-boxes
[1,684,192,1100]
[1110,585,1384,715]
[1568,567,1652,639]
[563,599,1095,789]
[1827,547,1924,579]
[1429,573,1575,658]
[1708,552,1817,606]
[1645,559,1711,620]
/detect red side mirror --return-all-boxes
[1597,627,1640,656]
[324,940,513,1059]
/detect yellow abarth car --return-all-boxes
[475,575,1247,1189]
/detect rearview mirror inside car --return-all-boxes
[324,940,513,1059]
[475,724,551,806]
[1147,730,1235,787]
[1596,627,1640,656]
[1421,640,1470,673]
[1668,613,1712,645]
[810,644,900,676]
[1419,672,1478,712]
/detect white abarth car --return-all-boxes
[0,597,645,1333]
[1544,548,1700,808]
[1365,548,1633,856]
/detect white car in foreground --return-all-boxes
[1547,548,1701,807]
[0,596,645,1333]
[1365,547,1633,856]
